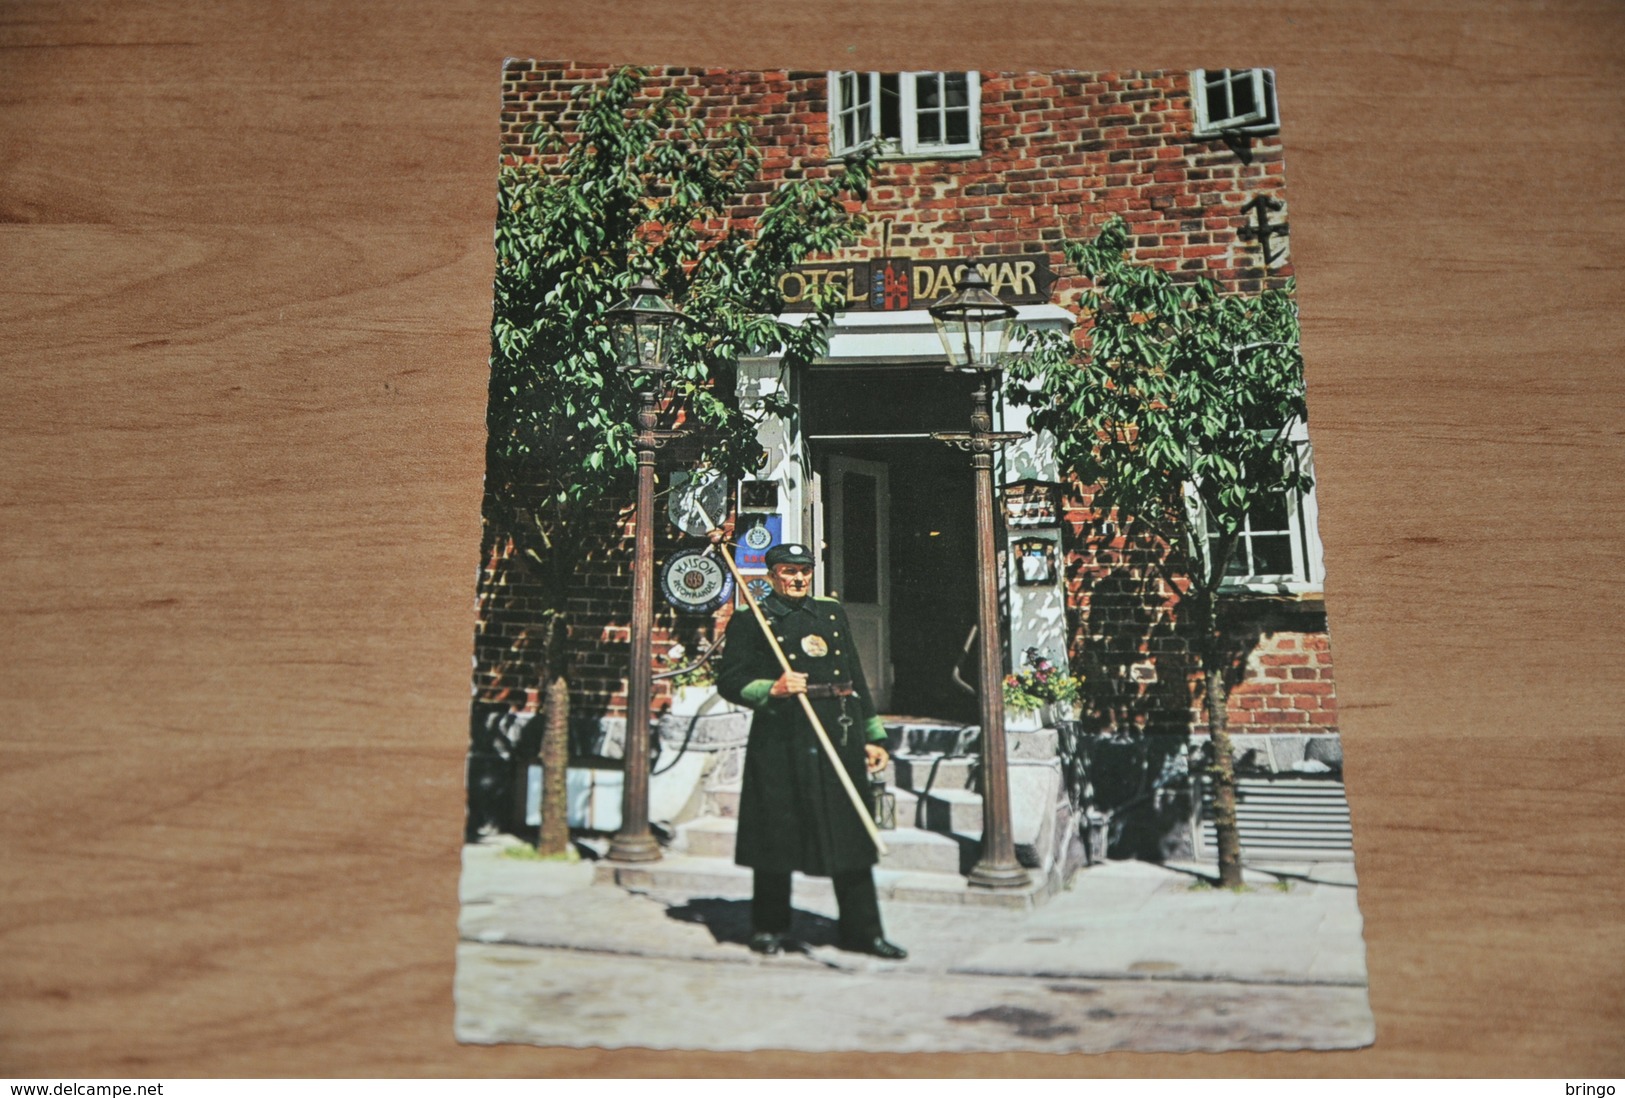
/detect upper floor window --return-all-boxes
[829,71,981,158]
[1192,68,1279,137]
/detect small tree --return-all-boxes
[481,67,874,853]
[1008,217,1310,887]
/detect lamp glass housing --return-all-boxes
[928,268,1017,371]
[605,277,683,374]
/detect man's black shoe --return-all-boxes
[840,936,908,960]
[748,931,785,955]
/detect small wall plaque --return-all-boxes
[739,479,780,513]
[1003,478,1065,528]
[1013,536,1059,586]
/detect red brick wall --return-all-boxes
[481,63,1322,733]
[1226,629,1339,736]
[499,64,1290,292]
[1058,486,1339,739]
[472,483,743,723]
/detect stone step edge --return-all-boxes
[678,816,960,842]
[593,855,1048,909]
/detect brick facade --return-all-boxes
[477,63,1335,745]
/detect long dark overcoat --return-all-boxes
[715,592,881,877]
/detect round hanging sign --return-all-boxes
[659,550,734,614]
[668,468,730,537]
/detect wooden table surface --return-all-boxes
[2,0,1621,1078]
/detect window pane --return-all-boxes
[915,73,940,109]
[946,108,969,145]
[1205,71,1231,119]
[918,109,941,143]
[1249,533,1293,576]
[944,72,969,108]
[1249,488,1290,532]
[843,473,879,603]
[1229,70,1257,119]
[1222,538,1250,577]
[879,73,901,140]
[838,72,867,149]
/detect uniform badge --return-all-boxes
[801,634,829,658]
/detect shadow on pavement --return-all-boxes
[662,897,842,948]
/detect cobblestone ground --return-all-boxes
[455,943,1374,1053]
[453,851,1374,1054]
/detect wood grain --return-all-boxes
[2,0,1622,1077]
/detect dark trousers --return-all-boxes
[752,868,883,942]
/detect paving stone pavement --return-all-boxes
[454,842,1375,1053]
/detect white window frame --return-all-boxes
[1191,68,1279,137]
[828,71,982,159]
[1188,419,1324,595]
[1229,420,1322,593]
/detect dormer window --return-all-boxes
[829,71,981,158]
[1192,68,1279,137]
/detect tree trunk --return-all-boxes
[533,611,572,857]
[536,673,572,855]
[1202,645,1244,888]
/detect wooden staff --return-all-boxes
[708,529,888,858]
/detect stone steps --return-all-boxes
[683,731,1066,889]
[911,788,984,834]
[704,778,960,829]
[676,814,964,876]
[708,783,916,824]
[891,753,978,794]
[593,851,1045,910]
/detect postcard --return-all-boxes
[455,62,1372,1054]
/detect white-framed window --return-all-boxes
[828,71,981,158]
[1191,68,1279,137]
[1204,420,1323,593]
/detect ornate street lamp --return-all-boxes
[932,267,1016,370]
[929,267,1032,890]
[607,276,684,375]
[603,276,686,864]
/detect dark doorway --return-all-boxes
[805,367,982,724]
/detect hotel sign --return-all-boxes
[778,254,1054,312]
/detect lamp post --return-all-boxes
[603,277,685,864]
[929,267,1032,890]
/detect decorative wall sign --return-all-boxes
[870,256,912,310]
[779,254,1054,312]
[1003,478,1065,528]
[1013,536,1059,586]
[659,549,734,613]
[668,468,729,536]
[733,513,781,573]
[737,574,775,610]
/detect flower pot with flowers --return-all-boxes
[1002,648,1082,730]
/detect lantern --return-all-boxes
[604,276,684,374]
[928,266,1017,372]
[870,773,897,831]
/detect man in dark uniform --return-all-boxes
[716,542,908,960]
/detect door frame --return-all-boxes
[825,453,892,710]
